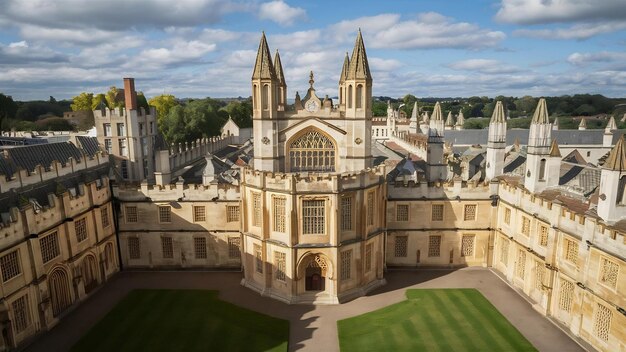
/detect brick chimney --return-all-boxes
[123,77,137,110]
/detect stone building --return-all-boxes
[0,140,117,350]
[103,31,624,351]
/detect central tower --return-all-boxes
[241,31,386,304]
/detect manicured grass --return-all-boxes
[72,289,289,352]
[338,289,536,352]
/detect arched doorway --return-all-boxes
[82,255,98,294]
[48,268,72,317]
[306,261,324,291]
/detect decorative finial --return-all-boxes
[309,70,315,89]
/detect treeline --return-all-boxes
[149,95,252,144]
[373,94,626,126]
[0,94,75,131]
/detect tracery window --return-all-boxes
[594,303,612,342]
[395,236,408,257]
[558,278,574,312]
[302,199,325,235]
[461,235,475,257]
[500,237,509,265]
[516,249,526,278]
[599,257,619,289]
[341,196,352,231]
[534,260,544,290]
[539,225,549,246]
[288,129,336,172]
[365,243,373,271]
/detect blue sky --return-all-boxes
[0,0,625,100]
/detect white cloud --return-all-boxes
[495,0,626,24]
[447,59,523,74]
[332,13,505,50]
[567,51,626,66]
[0,0,241,31]
[0,41,67,64]
[258,1,306,26]
[126,41,216,70]
[514,21,626,40]
[369,58,403,71]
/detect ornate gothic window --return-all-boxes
[288,129,336,172]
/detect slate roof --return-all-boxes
[75,136,102,157]
[3,142,84,175]
[444,129,625,146]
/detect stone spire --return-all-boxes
[531,98,550,124]
[294,91,303,110]
[252,32,276,80]
[490,101,506,123]
[339,52,349,84]
[549,139,561,157]
[606,115,617,132]
[431,102,443,121]
[409,101,418,133]
[578,118,587,130]
[429,102,445,138]
[347,29,371,81]
[445,111,455,127]
[604,135,626,171]
[273,49,285,85]
[552,116,559,130]
[455,111,465,129]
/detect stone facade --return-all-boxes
[0,145,118,350]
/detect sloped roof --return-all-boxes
[75,136,102,157]
[251,32,276,80]
[347,29,371,80]
[4,142,83,175]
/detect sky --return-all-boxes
[0,0,625,101]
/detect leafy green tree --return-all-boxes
[161,98,227,144]
[0,93,18,131]
[514,96,537,115]
[92,94,107,110]
[148,94,179,129]
[71,92,94,111]
[15,101,64,121]
[401,94,417,117]
[136,92,150,112]
[371,100,388,117]
[221,99,252,127]
[105,86,124,108]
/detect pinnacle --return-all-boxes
[431,102,443,121]
[339,52,350,84]
[274,49,285,85]
[604,135,626,171]
[411,102,419,120]
[490,101,506,124]
[252,32,276,80]
[549,139,561,158]
[531,98,550,124]
[347,30,371,80]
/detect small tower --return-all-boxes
[274,50,287,114]
[445,111,455,130]
[427,102,446,181]
[578,118,587,130]
[546,139,561,188]
[252,32,280,171]
[597,135,626,223]
[552,116,559,130]
[344,29,372,120]
[604,115,617,147]
[485,101,507,181]
[420,111,430,135]
[409,101,419,134]
[524,98,552,193]
[455,111,465,130]
[338,52,349,112]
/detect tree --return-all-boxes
[105,86,124,108]
[70,92,94,111]
[70,92,96,130]
[371,100,388,117]
[514,96,537,115]
[160,98,227,144]
[0,93,18,131]
[221,99,252,127]
[401,94,417,117]
[148,94,179,129]
[136,92,150,112]
[92,94,107,110]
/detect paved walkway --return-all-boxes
[25,268,584,352]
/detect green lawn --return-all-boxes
[338,289,536,352]
[72,289,289,352]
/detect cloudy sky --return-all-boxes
[0,0,625,101]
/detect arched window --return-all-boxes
[339,88,343,105]
[347,85,353,109]
[618,176,626,205]
[288,129,336,172]
[253,84,258,110]
[539,159,546,181]
[356,84,363,109]
[82,255,98,294]
[262,84,269,110]
[49,268,72,317]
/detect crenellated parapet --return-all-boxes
[93,106,156,119]
[154,135,235,186]
[241,164,386,193]
[115,178,241,202]
[387,177,493,200]
[0,150,109,194]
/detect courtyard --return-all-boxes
[26,268,584,352]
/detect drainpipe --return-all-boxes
[109,178,124,271]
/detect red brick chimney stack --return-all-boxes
[123,77,137,110]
